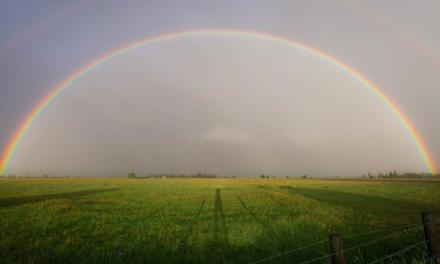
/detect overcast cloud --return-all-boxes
[1,0,439,176]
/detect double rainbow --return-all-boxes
[0,29,437,175]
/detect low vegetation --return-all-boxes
[1,177,439,263]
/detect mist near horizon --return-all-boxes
[7,35,424,177]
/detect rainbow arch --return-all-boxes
[0,29,437,175]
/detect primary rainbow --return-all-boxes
[0,29,437,175]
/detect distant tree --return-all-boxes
[301,174,309,179]
[260,174,265,179]
[128,172,137,179]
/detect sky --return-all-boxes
[0,0,439,177]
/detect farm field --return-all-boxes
[1,178,440,264]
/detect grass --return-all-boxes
[0,178,439,263]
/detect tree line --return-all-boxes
[128,172,229,179]
[362,171,439,178]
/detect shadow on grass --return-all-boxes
[2,186,434,264]
[278,186,431,219]
[237,196,278,240]
[196,188,233,264]
[1,187,431,264]
[180,198,207,251]
[214,188,228,243]
[0,188,119,208]
[281,186,422,208]
[258,186,301,217]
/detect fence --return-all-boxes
[250,212,440,264]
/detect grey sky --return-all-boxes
[1,0,439,176]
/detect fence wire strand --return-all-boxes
[367,240,427,264]
[343,218,440,255]
[298,251,336,264]
[248,218,439,264]
[341,222,423,239]
[249,240,327,264]
[342,223,425,254]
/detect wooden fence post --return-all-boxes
[329,234,347,264]
[421,212,440,264]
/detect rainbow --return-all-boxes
[0,29,437,175]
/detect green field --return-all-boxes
[1,178,440,263]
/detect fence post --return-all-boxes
[421,212,440,264]
[329,234,346,264]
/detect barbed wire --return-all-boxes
[366,240,427,264]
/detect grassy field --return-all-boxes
[1,178,440,263]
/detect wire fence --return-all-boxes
[298,251,337,264]
[366,240,428,264]
[341,222,424,239]
[341,223,426,254]
[249,240,327,264]
[249,217,440,264]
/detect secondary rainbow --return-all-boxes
[0,29,437,175]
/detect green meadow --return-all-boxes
[1,178,439,263]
